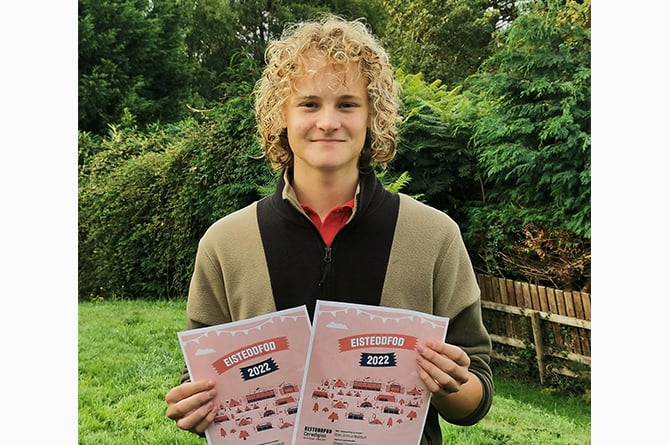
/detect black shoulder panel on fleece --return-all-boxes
[257,172,399,319]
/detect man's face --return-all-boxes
[283,54,369,175]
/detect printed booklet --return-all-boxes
[291,300,449,445]
[178,305,312,445]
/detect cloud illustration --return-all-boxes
[195,348,216,356]
[325,321,348,330]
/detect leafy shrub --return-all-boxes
[79,95,273,300]
[390,70,482,222]
[461,0,591,290]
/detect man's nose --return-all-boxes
[316,106,341,131]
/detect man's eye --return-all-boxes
[300,102,318,108]
[340,102,357,109]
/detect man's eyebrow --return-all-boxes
[338,94,365,101]
[294,94,365,101]
[294,95,319,101]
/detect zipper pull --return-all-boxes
[318,247,332,286]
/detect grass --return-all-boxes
[79,299,590,444]
[440,379,590,444]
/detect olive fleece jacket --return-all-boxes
[181,170,494,445]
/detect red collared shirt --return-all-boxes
[301,198,355,247]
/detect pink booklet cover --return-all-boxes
[292,300,449,445]
[178,305,311,445]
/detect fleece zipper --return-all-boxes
[318,246,332,288]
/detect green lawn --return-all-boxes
[78,299,590,444]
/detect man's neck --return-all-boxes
[291,168,359,220]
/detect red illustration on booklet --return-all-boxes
[178,306,311,445]
[291,300,449,445]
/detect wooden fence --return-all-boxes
[477,273,591,384]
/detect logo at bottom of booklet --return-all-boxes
[301,425,333,441]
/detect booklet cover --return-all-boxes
[178,305,311,445]
[291,301,449,445]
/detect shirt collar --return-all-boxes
[281,169,360,216]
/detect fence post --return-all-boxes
[528,310,546,384]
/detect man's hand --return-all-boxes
[165,379,218,434]
[415,339,483,421]
[416,340,471,395]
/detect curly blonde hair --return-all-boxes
[254,15,401,171]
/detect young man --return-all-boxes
[165,15,493,445]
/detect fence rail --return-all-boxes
[477,273,591,383]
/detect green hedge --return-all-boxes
[79,96,274,300]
